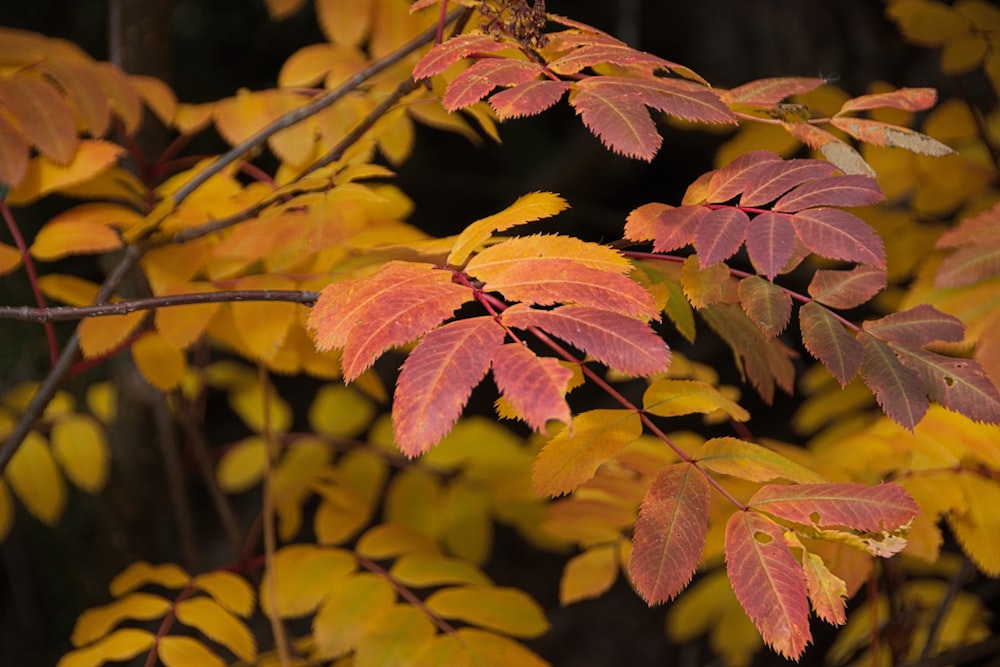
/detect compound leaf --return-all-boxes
[789,208,885,268]
[772,175,884,212]
[859,333,928,429]
[695,207,748,266]
[448,193,570,266]
[443,59,543,111]
[696,437,826,484]
[745,211,797,280]
[425,586,549,638]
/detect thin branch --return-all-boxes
[919,557,973,660]
[0,289,319,323]
[900,636,1000,667]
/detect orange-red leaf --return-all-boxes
[739,160,838,208]
[745,211,796,280]
[830,117,954,156]
[651,205,706,253]
[721,77,826,107]
[799,302,862,386]
[748,482,918,531]
[547,42,683,75]
[443,59,543,111]
[412,34,512,79]
[808,265,886,310]
[862,304,965,345]
[393,316,506,457]
[737,276,791,338]
[630,463,711,604]
[501,304,670,376]
[838,87,937,113]
[0,73,78,164]
[725,511,811,659]
[489,80,571,120]
[789,208,885,268]
[491,343,572,432]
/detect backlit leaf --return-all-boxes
[643,378,750,421]
[772,175,884,212]
[502,304,670,376]
[259,545,356,618]
[0,73,77,164]
[57,629,154,667]
[739,159,838,208]
[737,276,792,338]
[157,636,225,667]
[444,59,543,111]
[309,384,377,439]
[51,414,109,493]
[131,330,186,391]
[216,437,267,493]
[175,597,256,662]
[707,150,783,203]
[447,193,570,266]
[425,586,549,637]
[745,212,797,280]
[802,551,847,625]
[630,463,710,604]
[394,316,506,457]
[532,409,642,497]
[110,562,190,596]
[789,208,885,268]
[947,472,1000,576]
[859,334,928,429]
[680,254,732,309]
[390,554,490,588]
[412,34,512,80]
[492,343,572,433]
[800,302,863,386]
[560,545,618,605]
[71,593,171,647]
[489,80,571,120]
[695,207,748,266]
[356,604,437,667]
[193,571,255,618]
[7,140,125,206]
[862,304,965,345]
[749,482,918,531]
[808,265,886,309]
[651,205,706,252]
[697,437,826,484]
[725,511,811,659]
[6,432,65,525]
[313,573,396,660]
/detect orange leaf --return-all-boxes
[131,331,186,391]
[0,110,29,186]
[317,0,373,46]
[0,72,78,164]
[491,343,572,433]
[0,242,22,277]
[39,57,111,137]
[7,140,126,206]
[630,463,711,604]
[30,220,123,261]
[229,275,298,363]
[130,74,178,126]
[79,312,146,358]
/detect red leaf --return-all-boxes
[412,34,511,80]
[721,77,826,107]
[808,265,886,309]
[748,482,918,531]
[838,87,938,113]
[571,76,735,161]
[547,43,682,75]
[489,80,571,120]
[745,211,796,280]
[737,276,792,338]
[893,344,1000,424]
[859,333,928,430]
[799,302,863,386]
[861,304,965,345]
[630,464,711,604]
[772,175,884,213]
[501,304,670,376]
[725,511,811,659]
[393,317,507,457]
[707,150,782,203]
[651,206,706,253]
[694,208,748,266]
[443,60,544,111]
[739,160,839,208]
[790,208,885,268]
[491,343,572,432]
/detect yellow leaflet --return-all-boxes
[384,468,446,539]
[421,416,528,474]
[680,255,732,308]
[271,438,333,540]
[337,448,389,511]
[413,629,549,667]
[0,242,22,276]
[229,275,298,363]
[389,554,491,588]
[57,629,154,667]
[259,544,356,618]
[375,106,416,166]
[643,378,750,421]
[51,414,109,493]
[157,636,225,667]
[447,192,570,266]
[6,431,65,525]
[174,597,256,663]
[141,242,204,293]
[940,31,989,74]
[78,311,146,359]
[308,384,376,438]
[30,219,123,260]
[314,484,369,545]
[216,436,268,493]
[948,472,1000,576]
[228,377,293,433]
[110,561,190,596]
[312,573,396,661]
[0,480,13,542]
[888,0,970,47]
[7,140,125,206]
[130,74,176,125]
[356,604,437,667]
[426,585,549,638]
[355,523,442,559]
[152,282,220,350]
[560,544,618,606]
[131,330,186,391]
[38,273,100,306]
[193,570,255,618]
[442,481,492,564]
[70,592,171,647]
[696,437,826,484]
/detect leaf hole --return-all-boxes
[944,376,954,387]
[809,511,821,524]
[753,531,773,544]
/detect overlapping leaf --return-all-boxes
[799,302,863,386]
[492,343,572,433]
[748,482,918,531]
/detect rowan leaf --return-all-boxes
[696,437,827,484]
[6,431,65,525]
[830,117,954,156]
[30,219,123,260]
[748,482,919,531]
[491,343,572,433]
[447,193,570,266]
[642,378,750,421]
[708,150,784,203]
[7,140,126,206]
[571,76,735,161]
[412,34,512,80]
[800,302,863,386]
[838,87,938,113]
[651,205,707,253]
[862,304,965,345]
[789,208,885,268]
[174,597,256,663]
[721,77,826,107]
[193,571,255,618]
[859,333,928,429]
[739,159,839,207]
[425,586,549,638]
[412,629,549,667]
[109,561,190,596]
[783,123,876,177]
[745,212,797,280]
[737,276,792,338]
[502,304,670,376]
[725,511,811,659]
[886,0,970,46]
[772,175,884,212]
[547,42,684,75]
[259,545,356,618]
[893,344,1000,424]
[489,79,572,120]
[444,59,544,111]
[51,414,109,494]
[630,463,711,604]
[531,409,642,497]
[390,554,490,588]
[560,545,619,605]
[393,316,506,457]
[313,573,396,660]
[0,72,78,164]
[695,207,748,266]
[808,265,886,309]
[801,550,848,626]
[680,254,732,308]
[131,330,186,391]
[157,636,225,667]
[57,629,154,667]
[71,593,171,647]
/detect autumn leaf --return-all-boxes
[771,175,884,212]
[695,208,748,266]
[862,304,965,346]
[412,33,513,80]
[560,545,619,605]
[443,59,544,111]
[744,212,797,280]
[696,437,827,484]
[748,482,919,531]
[830,117,954,157]
[859,333,928,429]
[489,79,572,120]
[739,159,838,207]
[721,77,826,107]
[491,343,572,433]
[737,276,792,338]
[447,193,570,266]
[808,265,886,310]
[800,302,863,387]
[789,208,885,268]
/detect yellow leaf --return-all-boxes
[317,0,373,45]
[30,219,123,261]
[384,468,445,538]
[131,330,186,391]
[109,561,190,596]
[157,635,226,667]
[355,604,437,667]
[940,31,988,74]
[560,544,618,605]
[411,634,476,667]
[314,484,370,545]
[130,74,177,126]
[452,629,549,667]
[175,597,256,662]
[193,570,255,618]
[86,382,116,423]
[228,377,293,433]
[259,545,356,618]
[229,275,298,362]
[0,242,22,277]
[389,554,491,588]
[447,192,570,266]
[680,254,732,308]
[50,414,110,493]
[696,437,826,484]
[154,283,221,349]
[7,140,125,206]
[5,431,65,525]
[375,106,416,166]
[442,481,492,564]
[57,629,154,667]
[355,522,442,559]
[312,573,396,660]
[948,472,1000,576]
[643,378,750,420]
[887,0,970,46]
[0,479,14,542]
[78,311,146,358]
[216,436,268,493]
[309,384,376,438]
[425,586,549,638]
[38,273,100,306]
[71,592,171,647]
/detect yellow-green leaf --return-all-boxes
[456,629,549,667]
[6,431,65,525]
[948,472,1000,576]
[157,635,226,667]
[355,604,437,667]
[260,545,356,618]
[442,481,492,564]
[447,192,570,266]
[312,573,396,660]
[425,586,549,638]
[50,414,110,493]
[110,561,190,596]
[560,544,619,605]
[57,629,154,667]
[643,379,750,420]
[193,570,255,618]
[215,436,268,493]
[175,597,256,662]
[71,593,171,647]
[696,437,826,484]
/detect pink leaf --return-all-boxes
[707,150,782,203]
[651,205,706,253]
[722,77,827,107]
[737,276,792,338]
[739,160,839,208]
[772,175,884,212]
[443,60,544,111]
[893,344,1000,424]
[748,482,918,531]
[413,34,510,79]
[745,211,797,280]
[489,80,571,120]
[862,304,965,345]
[859,333,928,430]
[808,265,886,310]
[790,208,886,268]
[799,302,863,386]
[694,208,748,266]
